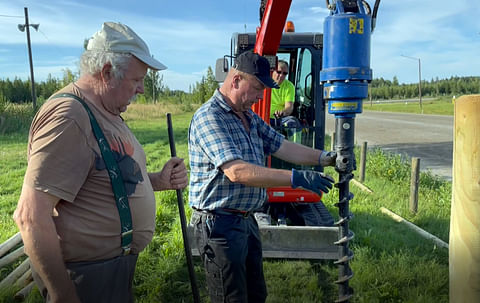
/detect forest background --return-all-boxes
[1,67,479,106]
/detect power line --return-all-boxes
[37,28,51,43]
[0,14,23,18]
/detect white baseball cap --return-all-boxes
[87,22,167,71]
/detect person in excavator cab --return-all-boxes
[270,59,302,138]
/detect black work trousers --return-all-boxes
[191,210,267,303]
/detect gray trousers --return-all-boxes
[32,254,138,303]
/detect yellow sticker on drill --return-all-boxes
[349,18,364,34]
[331,102,359,111]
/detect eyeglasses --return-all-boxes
[276,70,288,76]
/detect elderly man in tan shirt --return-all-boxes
[14,22,187,303]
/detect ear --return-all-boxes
[100,63,113,83]
[232,74,242,89]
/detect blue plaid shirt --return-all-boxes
[188,90,284,211]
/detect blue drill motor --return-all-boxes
[320,0,375,118]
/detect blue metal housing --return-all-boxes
[320,1,372,117]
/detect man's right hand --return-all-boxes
[319,151,337,167]
[291,169,335,195]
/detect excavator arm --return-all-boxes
[252,0,292,122]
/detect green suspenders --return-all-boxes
[52,93,133,255]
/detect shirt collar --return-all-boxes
[212,89,253,118]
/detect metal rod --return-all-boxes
[418,58,423,113]
[166,113,200,303]
[400,55,422,113]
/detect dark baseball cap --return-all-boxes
[233,51,279,89]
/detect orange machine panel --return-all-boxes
[267,186,322,203]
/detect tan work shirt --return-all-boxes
[24,84,156,262]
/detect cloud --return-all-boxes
[1,0,479,90]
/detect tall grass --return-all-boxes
[0,103,450,302]
[0,100,38,135]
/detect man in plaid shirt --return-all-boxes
[188,51,337,303]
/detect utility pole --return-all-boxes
[401,55,423,114]
[18,7,39,109]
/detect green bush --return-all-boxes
[365,148,411,183]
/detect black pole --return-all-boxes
[23,7,37,109]
[166,113,201,303]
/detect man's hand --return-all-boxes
[14,186,81,303]
[150,157,188,191]
[291,169,335,195]
[274,110,284,118]
[319,151,337,167]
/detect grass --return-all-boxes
[363,96,454,115]
[0,102,450,302]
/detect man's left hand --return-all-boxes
[291,169,335,195]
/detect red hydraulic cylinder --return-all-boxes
[252,0,292,123]
[255,0,292,57]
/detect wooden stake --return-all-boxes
[0,257,29,290]
[359,141,367,183]
[409,157,420,214]
[450,94,480,302]
[0,232,22,258]
[351,179,373,193]
[380,207,448,249]
[14,281,35,301]
[14,268,32,288]
[0,245,24,268]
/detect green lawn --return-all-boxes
[363,96,454,115]
[0,102,449,302]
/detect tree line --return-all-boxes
[0,66,219,105]
[1,71,478,105]
[370,76,480,100]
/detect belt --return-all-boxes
[194,207,252,218]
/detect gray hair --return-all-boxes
[79,50,132,79]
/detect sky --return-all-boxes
[1,0,479,92]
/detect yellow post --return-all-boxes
[450,94,480,302]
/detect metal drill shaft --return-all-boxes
[333,116,355,302]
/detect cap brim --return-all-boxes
[256,75,279,89]
[133,52,167,71]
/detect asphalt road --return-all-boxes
[325,110,453,180]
